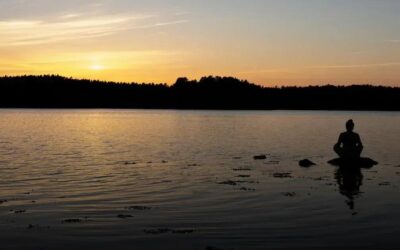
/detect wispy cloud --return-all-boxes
[60,13,82,19]
[237,62,400,75]
[154,20,189,27]
[238,68,293,75]
[0,13,189,46]
[309,62,400,69]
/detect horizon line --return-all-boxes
[1,74,398,89]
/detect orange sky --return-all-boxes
[0,0,399,86]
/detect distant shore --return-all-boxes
[1,75,399,111]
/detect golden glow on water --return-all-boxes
[0,110,400,249]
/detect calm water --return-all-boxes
[0,110,399,250]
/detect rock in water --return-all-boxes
[254,155,267,160]
[328,157,378,169]
[299,159,316,167]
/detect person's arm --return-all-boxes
[356,134,363,147]
[336,133,343,146]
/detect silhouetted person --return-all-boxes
[334,119,363,160]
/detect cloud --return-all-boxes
[0,13,189,46]
[238,68,293,75]
[154,20,189,27]
[309,62,400,69]
[60,13,82,19]
[237,62,400,76]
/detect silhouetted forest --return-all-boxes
[0,75,399,110]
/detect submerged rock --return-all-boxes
[282,192,296,197]
[62,218,84,223]
[144,228,171,235]
[232,167,251,171]
[171,229,195,234]
[14,209,26,214]
[117,214,133,219]
[254,155,267,160]
[265,160,280,165]
[126,206,152,211]
[26,224,50,230]
[299,159,316,167]
[218,180,238,186]
[234,180,259,184]
[123,161,137,165]
[273,172,292,178]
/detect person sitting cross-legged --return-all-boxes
[334,119,363,160]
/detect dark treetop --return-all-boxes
[0,75,399,110]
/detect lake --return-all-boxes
[0,109,399,250]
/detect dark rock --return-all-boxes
[171,229,195,234]
[254,155,267,160]
[328,157,378,169]
[234,180,258,184]
[273,172,292,178]
[218,180,238,186]
[282,192,296,197]
[299,159,316,167]
[239,187,256,191]
[265,161,280,165]
[26,224,50,230]
[62,218,84,223]
[232,168,251,171]
[14,209,26,214]
[117,214,133,219]
[126,206,151,210]
[144,228,171,234]
[124,161,136,165]
[236,175,251,178]
[0,200,8,204]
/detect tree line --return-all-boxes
[0,75,399,110]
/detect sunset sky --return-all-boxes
[0,0,399,86]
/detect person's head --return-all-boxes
[346,119,355,132]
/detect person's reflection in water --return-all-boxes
[334,166,363,210]
[334,119,363,160]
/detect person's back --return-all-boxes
[334,120,363,159]
[339,131,362,151]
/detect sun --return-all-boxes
[89,64,106,71]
